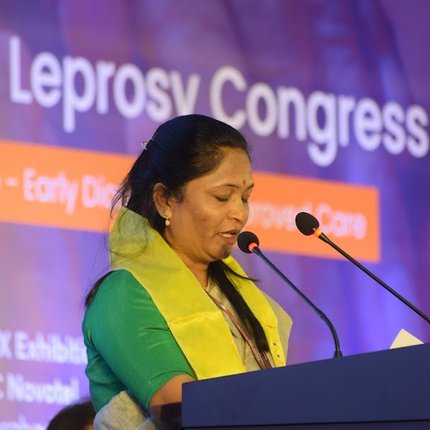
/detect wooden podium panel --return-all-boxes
[182,343,430,429]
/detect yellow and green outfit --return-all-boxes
[83,207,292,413]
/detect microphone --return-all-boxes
[237,231,343,358]
[295,212,430,325]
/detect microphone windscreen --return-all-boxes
[237,231,259,253]
[295,212,319,236]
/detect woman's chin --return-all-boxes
[208,244,233,262]
[219,245,233,260]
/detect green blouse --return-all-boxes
[82,269,194,412]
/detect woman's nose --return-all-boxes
[229,199,248,223]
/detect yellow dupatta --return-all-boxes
[110,207,285,379]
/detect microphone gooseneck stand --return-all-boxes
[237,230,342,358]
[295,210,430,325]
[251,245,343,358]
[317,231,430,325]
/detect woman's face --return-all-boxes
[164,147,253,269]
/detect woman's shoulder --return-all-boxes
[98,269,146,293]
[82,269,159,341]
[104,268,140,283]
[85,269,151,315]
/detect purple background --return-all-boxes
[0,0,429,425]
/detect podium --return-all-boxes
[182,343,430,429]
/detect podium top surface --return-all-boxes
[182,343,430,427]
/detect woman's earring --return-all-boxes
[165,217,171,227]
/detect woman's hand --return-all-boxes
[149,374,194,430]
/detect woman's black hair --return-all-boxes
[86,114,269,352]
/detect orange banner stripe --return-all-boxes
[0,141,380,261]
[247,171,380,261]
[0,140,132,232]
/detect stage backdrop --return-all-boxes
[1,0,429,427]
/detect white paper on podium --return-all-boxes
[390,328,424,349]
